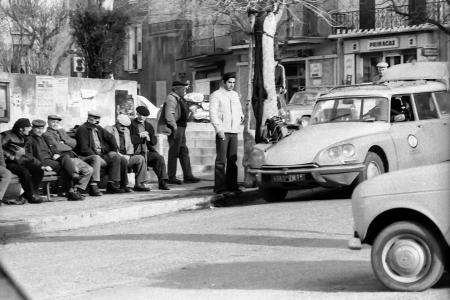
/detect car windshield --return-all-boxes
[309,97,389,124]
[288,92,317,105]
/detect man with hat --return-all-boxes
[130,106,169,190]
[28,119,93,201]
[374,61,389,81]
[75,111,129,194]
[106,114,151,192]
[160,80,200,184]
[1,118,44,203]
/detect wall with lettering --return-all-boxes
[0,72,137,132]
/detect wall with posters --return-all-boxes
[0,72,137,132]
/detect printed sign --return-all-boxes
[368,38,399,50]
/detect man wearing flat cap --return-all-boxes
[75,111,129,194]
[105,114,151,192]
[374,61,389,81]
[28,119,93,201]
[130,106,169,190]
[159,81,200,184]
[1,118,44,203]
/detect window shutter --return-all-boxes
[123,27,130,71]
[137,24,142,70]
[128,26,135,70]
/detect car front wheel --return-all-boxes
[259,187,287,202]
[355,151,384,185]
[371,221,445,291]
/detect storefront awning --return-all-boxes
[329,24,438,39]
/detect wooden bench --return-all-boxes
[6,171,59,202]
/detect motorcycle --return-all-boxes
[184,92,210,122]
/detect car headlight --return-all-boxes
[315,143,356,165]
[248,148,265,168]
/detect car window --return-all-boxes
[391,95,415,122]
[414,93,439,120]
[310,97,389,124]
[289,92,316,105]
[434,91,450,116]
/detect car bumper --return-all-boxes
[248,163,365,188]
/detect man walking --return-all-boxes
[130,106,169,190]
[209,72,243,194]
[162,81,200,184]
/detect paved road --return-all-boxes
[1,191,449,300]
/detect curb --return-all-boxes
[0,195,216,239]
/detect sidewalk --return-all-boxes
[0,175,224,240]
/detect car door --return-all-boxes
[389,94,428,170]
[433,91,450,162]
[413,92,447,165]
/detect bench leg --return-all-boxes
[45,182,51,202]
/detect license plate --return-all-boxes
[272,174,305,183]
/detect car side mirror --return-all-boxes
[393,114,406,122]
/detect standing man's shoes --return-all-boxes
[167,178,182,185]
[158,180,170,190]
[89,184,103,196]
[184,176,201,183]
[106,182,125,194]
[121,186,133,193]
[133,184,151,192]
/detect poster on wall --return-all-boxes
[36,76,69,115]
[53,77,69,113]
[344,54,355,85]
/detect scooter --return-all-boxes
[184,92,210,122]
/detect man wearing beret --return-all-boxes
[28,119,93,201]
[374,61,388,81]
[1,118,44,203]
[161,81,200,184]
[75,111,129,194]
[106,114,151,192]
[44,114,103,197]
[130,106,169,190]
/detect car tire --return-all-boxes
[259,187,287,202]
[355,151,384,185]
[371,221,445,292]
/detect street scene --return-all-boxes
[0,0,450,299]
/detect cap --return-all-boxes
[172,80,189,88]
[136,105,150,117]
[48,114,62,121]
[117,114,131,126]
[88,110,101,118]
[14,118,31,128]
[32,119,46,128]
[377,62,388,68]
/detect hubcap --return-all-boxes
[382,236,431,283]
[366,161,381,179]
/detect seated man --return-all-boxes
[130,106,170,190]
[43,114,101,196]
[27,119,92,201]
[105,114,151,192]
[75,111,130,193]
[1,118,44,204]
[0,133,13,205]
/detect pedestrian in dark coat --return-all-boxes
[75,111,130,193]
[0,134,13,204]
[1,118,44,203]
[129,106,169,190]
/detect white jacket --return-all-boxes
[209,87,243,134]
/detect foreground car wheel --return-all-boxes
[259,187,287,202]
[371,221,445,291]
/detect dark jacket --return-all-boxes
[1,129,40,165]
[44,128,76,151]
[74,122,118,156]
[129,118,158,153]
[27,133,54,162]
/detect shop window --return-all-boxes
[124,24,142,72]
[0,82,11,123]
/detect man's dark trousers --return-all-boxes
[167,127,193,179]
[214,132,238,192]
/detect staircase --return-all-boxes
[156,123,244,180]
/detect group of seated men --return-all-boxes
[0,106,175,205]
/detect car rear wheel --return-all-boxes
[371,221,445,291]
[259,187,287,202]
[355,152,384,185]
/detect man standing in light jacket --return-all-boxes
[209,72,243,194]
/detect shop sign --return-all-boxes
[422,48,439,56]
[368,38,399,50]
[310,63,322,78]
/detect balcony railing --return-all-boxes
[188,34,232,56]
[332,0,449,32]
